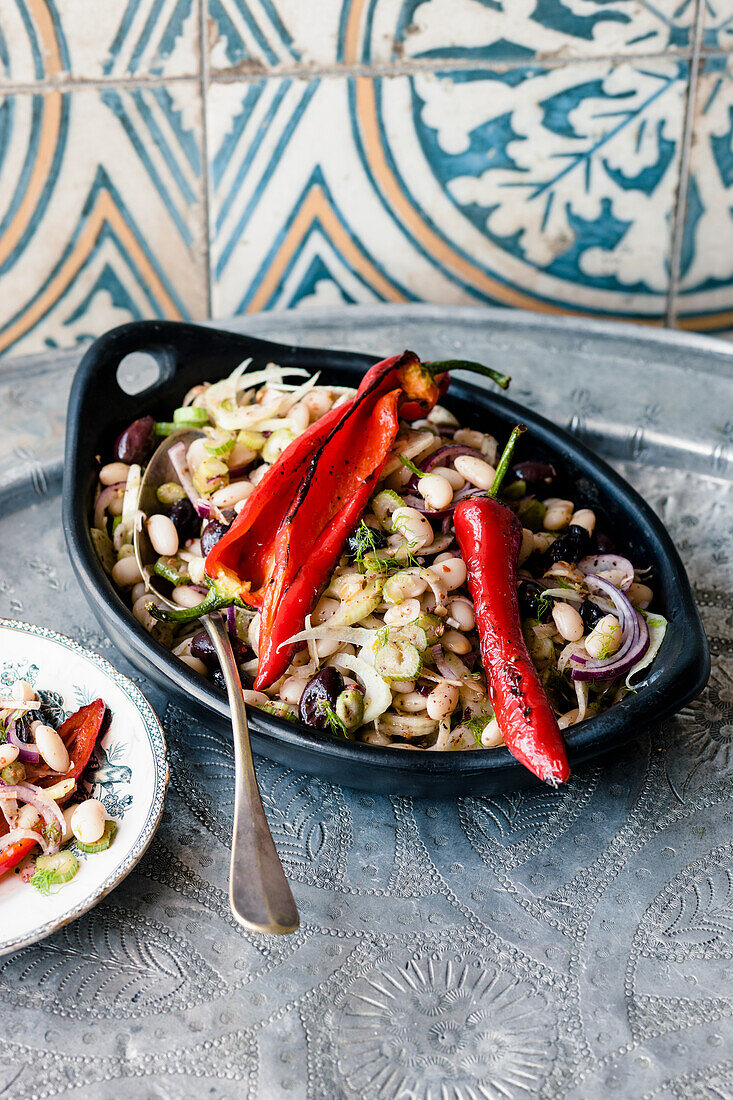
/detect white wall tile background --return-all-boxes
[1,0,733,358]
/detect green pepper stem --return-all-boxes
[488,424,527,500]
[146,585,234,624]
[426,359,511,390]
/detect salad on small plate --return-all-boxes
[0,619,167,956]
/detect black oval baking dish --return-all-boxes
[63,320,709,796]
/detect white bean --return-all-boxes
[449,597,475,632]
[71,799,106,845]
[533,532,555,554]
[147,514,179,557]
[107,494,124,516]
[315,636,341,659]
[388,574,427,600]
[291,649,311,669]
[211,480,254,509]
[61,805,76,845]
[481,718,504,748]
[99,462,130,486]
[429,556,467,592]
[11,679,36,702]
[302,390,332,420]
[35,724,70,773]
[280,677,306,705]
[585,614,622,659]
[551,602,584,642]
[186,438,210,473]
[242,689,269,707]
[180,655,208,675]
[384,598,422,626]
[628,582,653,609]
[431,466,465,490]
[114,556,144,589]
[312,596,339,625]
[391,680,416,694]
[249,463,270,487]
[542,498,574,531]
[391,507,434,550]
[188,557,207,585]
[131,581,147,604]
[453,427,497,463]
[442,628,472,655]
[0,743,19,768]
[172,585,207,608]
[517,528,534,566]
[428,404,458,427]
[570,508,596,534]
[417,473,453,511]
[289,403,310,433]
[395,691,428,713]
[427,682,460,720]
[454,454,496,491]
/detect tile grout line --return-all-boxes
[665,0,706,328]
[198,0,213,320]
[0,46,724,95]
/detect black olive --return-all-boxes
[299,667,345,730]
[14,711,35,743]
[345,525,388,561]
[169,498,199,542]
[512,461,556,491]
[201,519,230,557]
[546,524,591,566]
[114,416,156,465]
[211,669,226,693]
[517,579,552,623]
[191,629,250,669]
[580,601,605,631]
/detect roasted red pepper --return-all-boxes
[152,350,510,693]
[27,699,108,783]
[0,833,36,879]
[454,427,570,786]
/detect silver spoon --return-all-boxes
[134,428,299,935]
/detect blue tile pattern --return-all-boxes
[2,0,733,356]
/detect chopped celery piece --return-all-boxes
[374,640,422,681]
[173,406,208,427]
[76,820,117,853]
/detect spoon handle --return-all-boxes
[204,613,299,934]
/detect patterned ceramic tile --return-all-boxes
[0,0,200,85]
[675,55,733,330]
[208,59,686,324]
[0,82,207,359]
[206,0,696,75]
[701,0,733,51]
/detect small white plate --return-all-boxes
[0,619,168,956]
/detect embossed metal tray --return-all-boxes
[63,320,709,796]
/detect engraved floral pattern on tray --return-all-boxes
[0,316,732,1098]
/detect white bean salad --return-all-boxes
[91,360,667,751]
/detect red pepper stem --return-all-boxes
[487,424,527,500]
[426,360,511,390]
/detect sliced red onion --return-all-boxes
[168,442,199,506]
[0,783,65,852]
[423,444,485,472]
[196,500,212,519]
[402,486,483,519]
[0,827,48,855]
[226,605,237,638]
[570,574,649,681]
[93,483,125,530]
[430,644,454,680]
[7,720,40,764]
[578,554,634,591]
